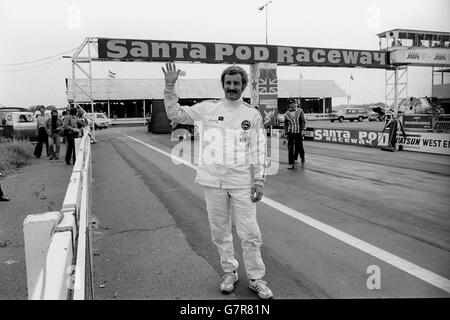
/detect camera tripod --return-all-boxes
[374,114,407,152]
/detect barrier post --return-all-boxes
[23,211,63,299]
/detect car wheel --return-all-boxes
[338,117,344,122]
[330,119,334,123]
[350,119,354,122]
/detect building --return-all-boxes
[66,78,347,119]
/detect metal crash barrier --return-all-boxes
[23,127,94,300]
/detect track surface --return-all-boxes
[90,126,450,299]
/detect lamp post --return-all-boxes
[258,1,272,45]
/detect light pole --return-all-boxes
[258,1,272,45]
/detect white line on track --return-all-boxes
[124,134,450,294]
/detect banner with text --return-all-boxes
[312,128,450,155]
[313,128,388,147]
[250,63,278,127]
[97,38,389,69]
[396,132,450,155]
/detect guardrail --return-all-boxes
[305,113,337,121]
[23,127,94,300]
[111,117,147,126]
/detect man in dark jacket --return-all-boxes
[284,98,306,169]
[46,109,63,160]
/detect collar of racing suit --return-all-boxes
[222,98,243,108]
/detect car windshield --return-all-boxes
[18,114,33,122]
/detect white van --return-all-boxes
[85,113,112,129]
[331,108,369,122]
[0,111,37,139]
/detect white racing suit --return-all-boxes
[164,84,267,279]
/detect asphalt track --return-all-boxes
[90,126,450,299]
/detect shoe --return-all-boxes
[55,157,59,160]
[249,279,273,299]
[220,270,238,294]
[0,196,10,201]
[301,160,305,166]
[49,156,54,160]
[287,165,295,170]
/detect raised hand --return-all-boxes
[162,62,181,86]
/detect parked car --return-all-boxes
[331,108,368,122]
[85,113,112,129]
[0,111,37,139]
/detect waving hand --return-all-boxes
[162,62,181,86]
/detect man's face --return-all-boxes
[39,108,45,115]
[289,102,296,111]
[223,74,244,101]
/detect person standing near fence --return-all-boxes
[46,109,63,160]
[63,107,80,165]
[33,105,49,158]
[284,98,306,169]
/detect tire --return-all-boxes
[350,119,354,122]
[338,117,344,122]
[358,116,363,122]
[330,119,334,123]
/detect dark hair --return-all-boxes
[220,65,248,90]
[37,105,45,111]
[69,107,77,116]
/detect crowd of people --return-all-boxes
[33,105,88,166]
[0,106,88,205]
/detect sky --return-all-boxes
[0,0,449,108]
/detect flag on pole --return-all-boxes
[108,70,116,78]
[350,74,354,80]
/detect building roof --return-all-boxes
[377,29,450,41]
[66,78,347,101]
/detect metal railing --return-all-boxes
[23,127,93,300]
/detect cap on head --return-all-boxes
[287,98,296,104]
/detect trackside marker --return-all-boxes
[124,134,450,294]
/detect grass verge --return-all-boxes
[0,139,34,174]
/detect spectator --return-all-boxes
[33,105,49,158]
[63,107,80,165]
[283,98,306,169]
[46,109,63,160]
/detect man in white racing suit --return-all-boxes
[162,62,273,299]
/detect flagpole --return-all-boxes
[299,69,302,105]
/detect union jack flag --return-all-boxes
[258,68,277,94]
[258,77,278,94]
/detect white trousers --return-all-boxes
[203,186,265,280]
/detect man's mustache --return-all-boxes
[227,90,238,93]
